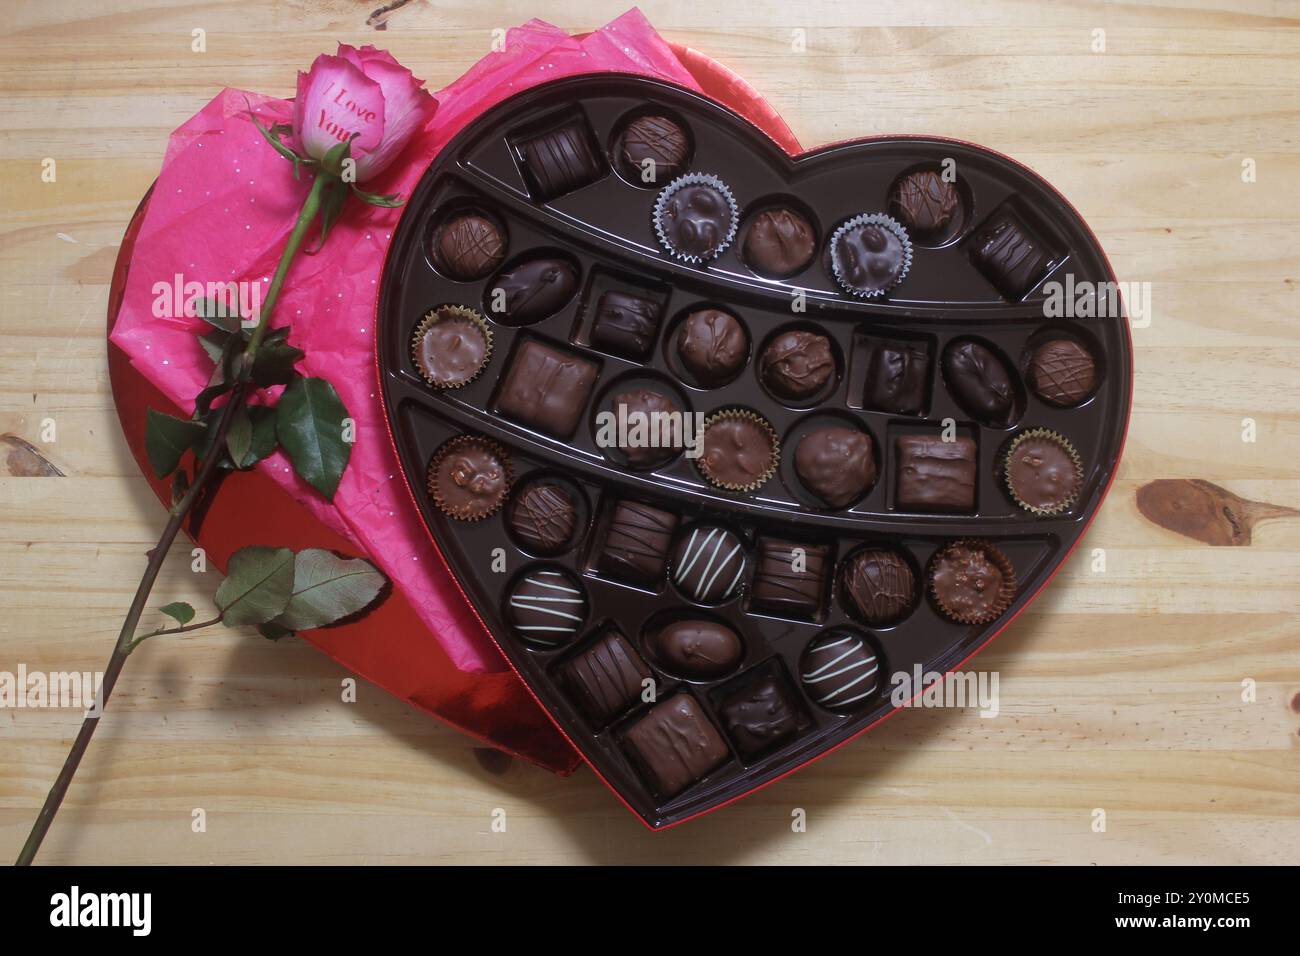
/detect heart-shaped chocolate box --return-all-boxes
[378,75,1130,828]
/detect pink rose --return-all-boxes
[293,43,437,182]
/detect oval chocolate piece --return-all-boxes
[942,339,1016,426]
[654,619,743,679]
[488,257,578,325]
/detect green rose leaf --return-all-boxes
[215,546,295,627]
[250,337,305,388]
[193,296,241,334]
[226,404,253,467]
[272,549,386,631]
[145,408,206,479]
[276,376,351,501]
[258,621,295,641]
[198,332,228,365]
[159,601,196,626]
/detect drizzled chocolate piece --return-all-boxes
[969,214,1055,299]
[508,482,577,554]
[598,500,678,584]
[433,213,504,280]
[515,120,603,201]
[750,538,830,619]
[742,208,816,277]
[1029,338,1096,406]
[614,115,689,185]
[841,549,915,625]
[890,170,959,236]
[561,629,652,725]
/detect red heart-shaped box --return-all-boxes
[375,74,1132,828]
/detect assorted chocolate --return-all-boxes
[379,75,1129,827]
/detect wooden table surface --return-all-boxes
[2,0,1297,865]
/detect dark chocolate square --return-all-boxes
[623,694,729,797]
[495,339,598,439]
[864,340,929,414]
[590,291,662,359]
[895,434,977,512]
[717,673,802,759]
[969,214,1056,300]
[750,538,830,619]
[560,629,653,725]
[514,119,603,202]
[597,500,678,585]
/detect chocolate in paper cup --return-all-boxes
[427,435,512,521]
[829,212,913,297]
[928,538,1017,625]
[652,172,739,263]
[695,408,779,492]
[411,305,492,390]
[1003,428,1083,516]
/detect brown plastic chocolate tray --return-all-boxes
[377,74,1131,828]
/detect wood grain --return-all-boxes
[1,0,1298,865]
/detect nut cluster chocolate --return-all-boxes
[379,74,1129,828]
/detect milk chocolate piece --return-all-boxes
[1029,338,1096,406]
[506,567,587,647]
[801,631,881,710]
[841,549,916,625]
[895,435,977,512]
[942,340,1015,426]
[490,257,578,324]
[428,437,510,521]
[591,291,661,359]
[598,500,678,584]
[794,426,877,508]
[717,674,802,758]
[751,538,830,619]
[1006,433,1080,514]
[614,115,689,185]
[515,120,602,201]
[623,694,729,797]
[969,214,1055,300]
[760,329,834,401]
[434,213,504,280]
[610,388,681,468]
[864,340,928,414]
[930,540,1016,624]
[561,629,652,724]
[672,526,746,604]
[508,482,577,554]
[496,340,598,439]
[653,619,743,679]
[676,308,746,385]
[698,415,777,490]
[742,208,816,277]
[413,310,489,389]
[890,170,959,237]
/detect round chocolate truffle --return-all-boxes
[841,549,916,625]
[929,540,1016,625]
[832,219,910,296]
[760,329,835,402]
[506,566,587,647]
[614,115,690,186]
[653,618,743,679]
[412,307,490,389]
[1029,338,1096,406]
[609,388,681,468]
[742,208,816,278]
[654,177,735,261]
[942,340,1016,426]
[889,170,960,237]
[801,630,881,710]
[489,257,578,325]
[434,213,505,280]
[676,308,747,386]
[698,413,778,491]
[671,526,747,604]
[794,426,877,509]
[1005,431,1081,515]
[508,481,577,554]
[428,436,511,521]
